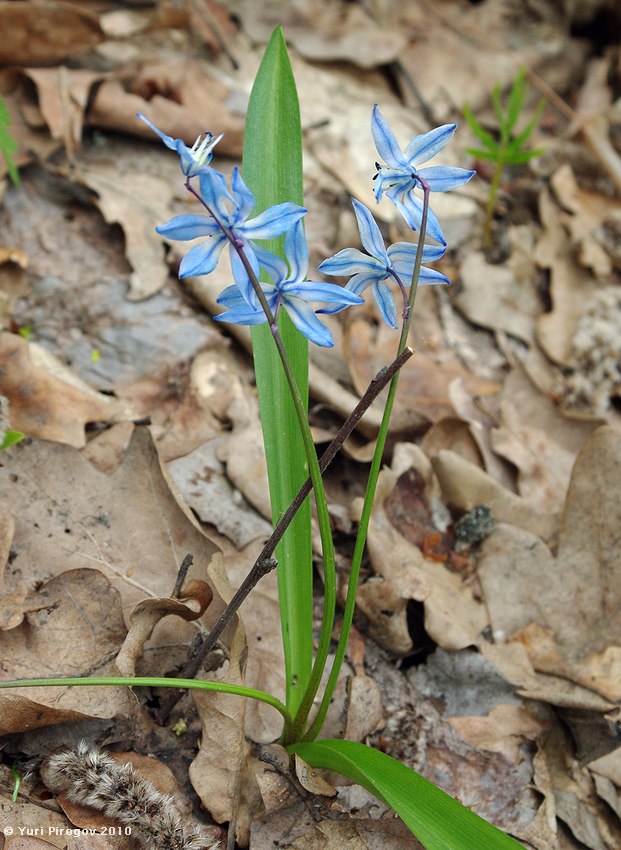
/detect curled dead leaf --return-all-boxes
[115,580,213,676]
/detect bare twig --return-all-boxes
[156,346,413,724]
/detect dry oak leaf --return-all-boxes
[0,568,132,733]
[0,332,127,448]
[478,426,621,704]
[0,427,238,651]
[358,465,488,655]
[0,1,103,66]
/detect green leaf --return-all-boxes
[242,28,312,715]
[289,740,526,850]
[462,105,498,152]
[0,97,20,186]
[503,147,544,165]
[466,146,503,163]
[0,430,24,450]
[506,68,527,133]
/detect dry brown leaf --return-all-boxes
[72,163,172,300]
[0,332,127,448]
[457,235,543,346]
[358,465,488,654]
[115,580,213,676]
[432,449,558,542]
[0,427,236,644]
[24,68,104,154]
[0,1,103,65]
[0,568,132,732]
[345,318,499,431]
[478,426,621,704]
[91,59,244,159]
[448,703,546,764]
[250,798,424,850]
[535,187,600,366]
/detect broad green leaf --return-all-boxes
[242,28,312,715]
[290,739,526,850]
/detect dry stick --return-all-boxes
[156,346,413,724]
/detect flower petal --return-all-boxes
[319,248,385,277]
[198,169,234,222]
[416,165,476,192]
[371,105,410,169]
[390,193,447,245]
[231,245,261,307]
[405,123,456,166]
[284,221,309,284]
[137,113,178,152]
[179,235,226,277]
[283,280,364,304]
[372,280,398,329]
[283,296,334,347]
[253,244,288,283]
[316,272,379,315]
[156,214,218,241]
[214,305,268,326]
[351,198,388,263]
[240,203,307,240]
[418,267,451,286]
[231,167,256,221]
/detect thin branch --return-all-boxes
[156,345,413,724]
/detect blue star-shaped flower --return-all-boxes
[156,167,307,307]
[318,199,449,329]
[214,222,363,347]
[372,104,475,245]
[137,113,223,177]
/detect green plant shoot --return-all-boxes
[0,96,20,186]
[463,67,544,246]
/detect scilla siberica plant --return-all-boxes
[0,29,527,850]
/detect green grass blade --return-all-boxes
[0,676,293,729]
[290,740,526,850]
[242,28,312,715]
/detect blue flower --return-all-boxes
[214,222,364,347]
[137,113,222,177]
[156,167,307,307]
[318,199,449,329]
[372,104,475,245]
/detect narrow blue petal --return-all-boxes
[391,193,447,245]
[215,284,245,306]
[231,246,260,308]
[283,297,334,347]
[283,280,364,304]
[417,166,476,192]
[388,242,446,274]
[316,272,380,314]
[372,280,398,329]
[418,267,451,286]
[214,305,268,327]
[405,124,456,165]
[179,236,226,277]
[231,167,256,221]
[371,105,410,169]
[320,248,385,277]
[156,214,218,241]
[137,113,178,152]
[284,221,309,284]
[253,244,288,283]
[198,169,234,222]
[351,199,388,263]
[241,203,307,240]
